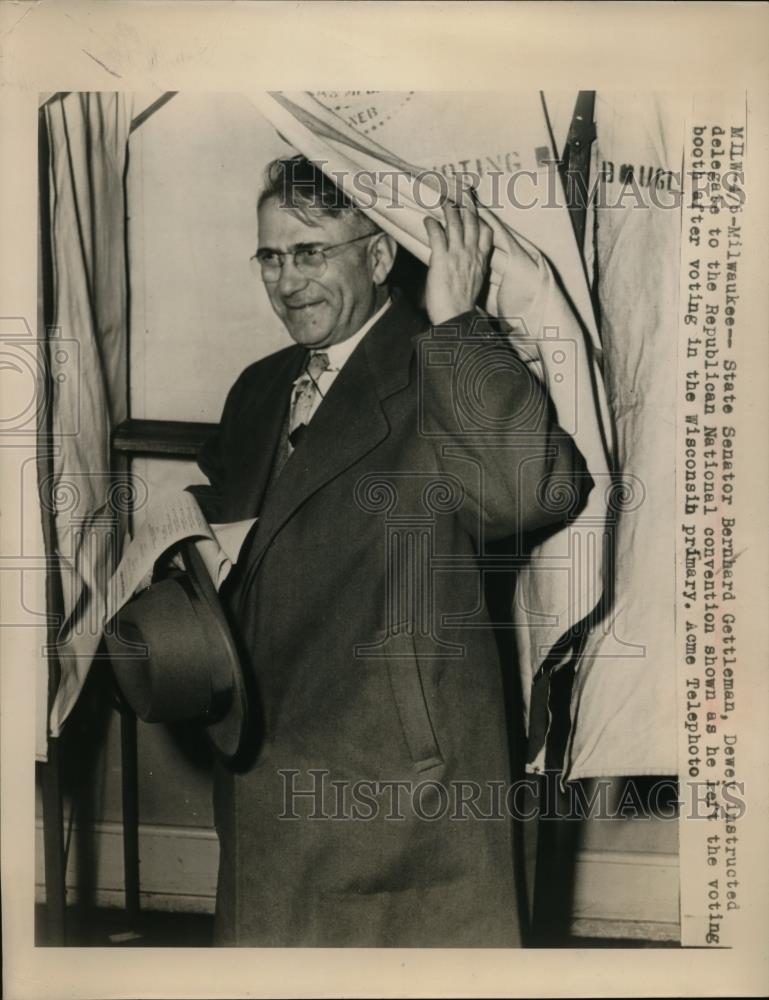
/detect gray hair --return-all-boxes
[258,155,368,228]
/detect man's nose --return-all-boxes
[276,256,309,295]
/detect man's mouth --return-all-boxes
[285,299,325,312]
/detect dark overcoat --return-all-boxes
[192,294,591,947]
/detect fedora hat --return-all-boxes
[106,539,248,761]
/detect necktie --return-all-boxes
[288,351,330,448]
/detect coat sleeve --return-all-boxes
[417,310,593,540]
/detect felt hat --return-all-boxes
[106,539,248,761]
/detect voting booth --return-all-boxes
[35,91,681,943]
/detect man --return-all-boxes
[192,156,591,947]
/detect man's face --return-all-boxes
[257,196,380,348]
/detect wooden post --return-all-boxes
[37,749,66,945]
[119,705,141,920]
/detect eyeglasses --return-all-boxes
[250,232,379,283]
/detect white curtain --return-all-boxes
[43,92,133,736]
[562,94,683,777]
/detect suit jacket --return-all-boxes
[192,292,592,947]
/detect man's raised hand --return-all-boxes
[423,189,494,325]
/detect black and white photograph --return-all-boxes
[1,2,767,998]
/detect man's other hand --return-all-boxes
[423,188,494,326]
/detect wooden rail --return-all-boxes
[112,419,216,458]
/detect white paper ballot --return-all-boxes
[105,491,256,625]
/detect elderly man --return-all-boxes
[193,156,591,947]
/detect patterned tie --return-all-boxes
[288,351,330,448]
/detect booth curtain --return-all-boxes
[563,94,683,776]
[41,90,680,779]
[43,92,132,735]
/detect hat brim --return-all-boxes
[107,538,249,763]
[181,539,249,761]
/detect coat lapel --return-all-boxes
[230,345,305,520]
[245,294,426,572]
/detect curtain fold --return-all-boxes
[43,92,132,736]
[561,94,684,777]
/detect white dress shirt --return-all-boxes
[291,297,392,425]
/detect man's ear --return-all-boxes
[370,232,398,286]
